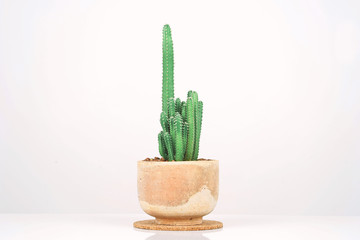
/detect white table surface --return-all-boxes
[1,214,359,240]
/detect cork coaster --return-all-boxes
[133,219,223,231]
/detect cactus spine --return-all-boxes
[158,24,203,161]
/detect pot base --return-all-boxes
[133,219,223,231]
[155,217,202,226]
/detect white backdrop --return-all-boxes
[0,0,359,215]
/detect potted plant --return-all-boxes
[134,25,222,231]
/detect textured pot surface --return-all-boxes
[137,160,219,225]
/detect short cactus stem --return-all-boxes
[164,131,174,160]
[158,131,167,159]
[175,113,184,161]
[185,97,195,160]
[193,101,203,160]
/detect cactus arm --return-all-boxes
[158,131,167,160]
[191,91,198,119]
[192,91,198,101]
[164,131,174,160]
[191,91,198,105]
[175,113,184,161]
[187,90,193,98]
[183,122,188,155]
[160,112,169,132]
[175,98,181,113]
[184,97,195,160]
[162,25,174,116]
[193,101,203,160]
[169,116,176,149]
[181,101,187,122]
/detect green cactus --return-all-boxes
[157,24,204,161]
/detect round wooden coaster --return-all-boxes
[133,219,223,231]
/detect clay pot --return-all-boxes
[137,160,219,226]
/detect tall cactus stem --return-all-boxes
[162,25,174,116]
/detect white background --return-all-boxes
[0,0,359,215]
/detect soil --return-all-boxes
[144,157,166,162]
[143,157,212,162]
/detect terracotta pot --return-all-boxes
[137,159,219,226]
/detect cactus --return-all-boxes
[157,24,204,161]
